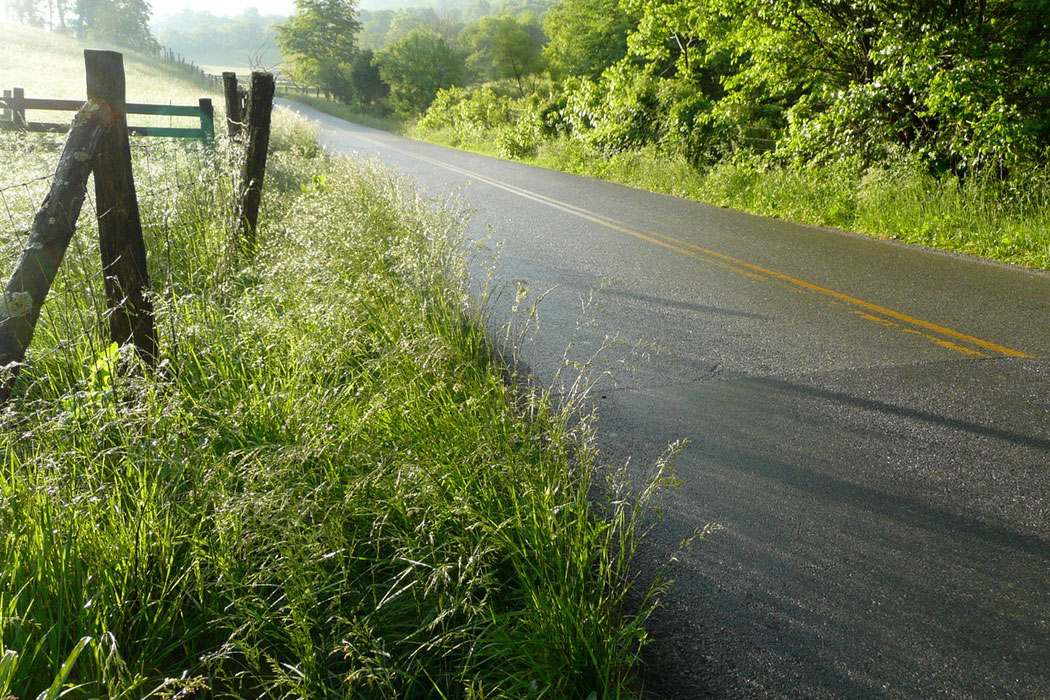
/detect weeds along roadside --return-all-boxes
[0,108,665,697]
[392,89,1050,272]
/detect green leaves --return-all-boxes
[0,649,19,699]
[276,0,361,102]
[543,0,633,78]
[603,0,1050,172]
[374,29,467,116]
[87,342,120,393]
[460,15,545,97]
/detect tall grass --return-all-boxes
[0,101,663,697]
[529,140,1050,269]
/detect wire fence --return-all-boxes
[0,133,233,402]
[0,56,273,405]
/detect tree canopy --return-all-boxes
[277,0,361,101]
[153,8,284,69]
[5,0,157,50]
[460,14,544,96]
[613,0,1050,172]
[374,28,466,115]
[542,0,632,78]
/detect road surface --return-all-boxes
[281,101,1050,699]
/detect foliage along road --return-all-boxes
[282,100,1050,698]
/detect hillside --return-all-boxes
[0,20,217,104]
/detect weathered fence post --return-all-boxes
[0,103,113,402]
[12,88,26,127]
[236,71,275,257]
[84,49,157,365]
[1,89,10,122]
[222,72,242,139]
[198,97,215,144]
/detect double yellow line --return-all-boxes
[346,131,1033,360]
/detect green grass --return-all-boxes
[541,146,1050,270]
[0,23,667,699]
[0,20,219,132]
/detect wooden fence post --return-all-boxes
[84,49,157,366]
[222,72,242,139]
[1,90,10,122]
[0,103,113,402]
[12,88,25,127]
[198,97,214,144]
[236,71,275,257]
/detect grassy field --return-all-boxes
[0,20,217,131]
[1,24,665,698]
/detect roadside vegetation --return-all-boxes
[413,93,1050,269]
[1,23,664,698]
[277,0,1050,271]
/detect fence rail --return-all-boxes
[0,51,275,403]
[199,71,329,100]
[0,89,216,143]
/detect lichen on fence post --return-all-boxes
[0,102,113,402]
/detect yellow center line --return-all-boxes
[637,229,1031,358]
[342,131,1034,360]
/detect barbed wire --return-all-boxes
[1,130,238,402]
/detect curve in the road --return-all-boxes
[342,129,1033,361]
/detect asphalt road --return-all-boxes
[281,101,1050,699]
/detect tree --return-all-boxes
[358,9,395,50]
[615,0,1050,172]
[461,14,544,97]
[543,0,633,78]
[349,48,389,111]
[384,7,462,46]
[374,29,466,116]
[6,0,44,25]
[7,0,73,29]
[277,0,361,101]
[153,8,285,68]
[74,0,156,51]
[48,0,71,31]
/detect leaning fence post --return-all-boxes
[198,97,215,144]
[236,71,275,257]
[222,72,242,140]
[0,103,113,402]
[84,49,157,366]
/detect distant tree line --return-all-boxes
[153,8,285,69]
[4,0,156,51]
[278,0,550,116]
